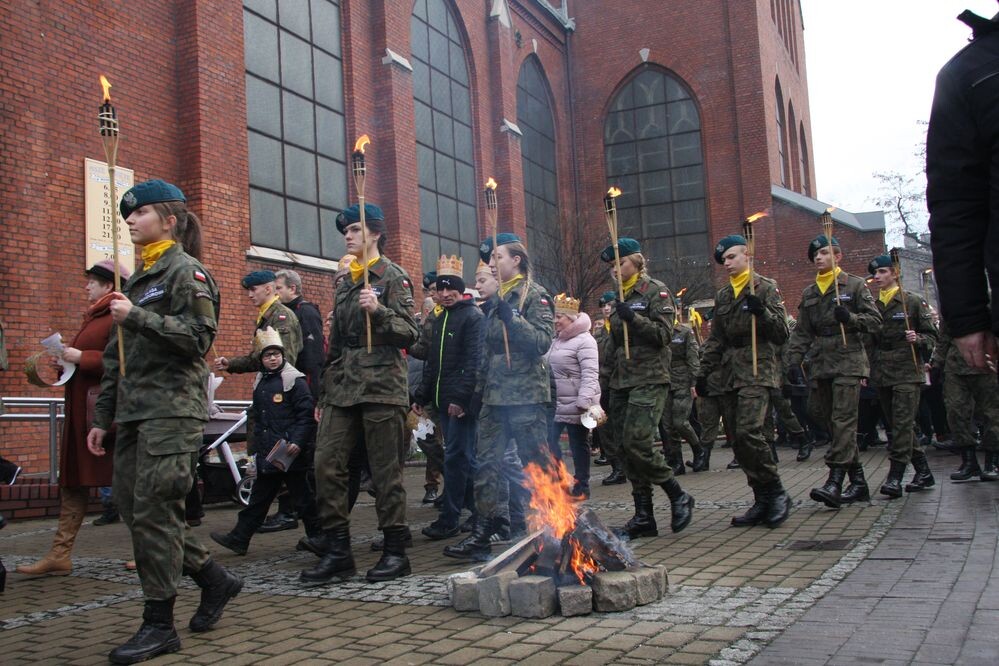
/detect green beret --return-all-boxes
[119,179,186,220]
[600,238,641,263]
[808,234,839,262]
[423,271,437,289]
[713,234,748,264]
[868,254,892,275]
[241,270,276,288]
[335,203,386,234]
[599,291,616,305]
[478,233,521,262]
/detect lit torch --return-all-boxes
[484,177,511,368]
[675,287,687,323]
[603,186,629,359]
[98,75,126,375]
[820,207,848,347]
[890,247,922,374]
[742,211,768,377]
[351,134,372,352]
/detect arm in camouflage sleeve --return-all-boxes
[121,280,218,358]
[686,328,700,379]
[282,315,303,368]
[626,289,673,346]
[760,285,790,345]
[913,296,939,356]
[370,274,419,348]
[697,323,723,382]
[408,316,432,360]
[930,325,951,370]
[846,281,882,335]
[226,351,261,374]
[505,290,554,357]
[785,304,814,369]
[92,331,120,430]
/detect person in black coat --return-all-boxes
[211,330,320,555]
[413,264,483,539]
[927,7,999,370]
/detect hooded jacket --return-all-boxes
[545,312,600,424]
[416,299,483,411]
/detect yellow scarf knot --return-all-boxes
[257,295,280,324]
[815,267,842,295]
[879,286,899,306]
[433,304,444,316]
[603,319,611,333]
[499,274,525,297]
[349,257,380,283]
[622,274,639,296]
[729,269,751,298]
[141,240,176,270]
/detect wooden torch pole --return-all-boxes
[99,75,125,375]
[604,187,629,359]
[352,135,372,353]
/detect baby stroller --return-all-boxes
[194,373,253,507]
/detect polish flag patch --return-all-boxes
[660,291,670,298]
[540,297,550,306]
[194,270,207,282]
[402,278,411,288]
[278,314,286,321]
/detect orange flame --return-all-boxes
[606,186,622,198]
[99,75,112,103]
[825,206,837,214]
[569,537,598,584]
[746,211,767,223]
[353,134,370,154]
[485,177,498,190]
[676,287,687,298]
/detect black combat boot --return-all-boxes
[840,463,870,504]
[297,527,334,557]
[763,481,792,528]
[188,559,243,632]
[661,479,694,533]
[731,488,768,527]
[905,450,936,492]
[421,484,439,504]
[300,526,356,584]
[726,457,741,469]
[981,451,999,481]
[443,516,493,561]
[210,530,250,556]
[367,526,412,582]
[109,598,181,664]
[370,527,414,552]
[602,459,627,485]
[879,460,906,499]
[93,498,120,526]
[950,448,982,481]
[616,492,658,539]
[809,467,846,508]
[669,448,686,476]
[857,432,869,452]
[796,435,813,462]
[690,444,711,472]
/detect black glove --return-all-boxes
[744,294,765,316]
[929,367,943,387]
[695,376,709,397]
[468,392,483,418]
[833,306,851,324]
[615,302,636,322]
[496,298,514,325]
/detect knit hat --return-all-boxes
[86,259,132,283]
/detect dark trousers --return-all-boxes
[233,469,319,541]
[439,412,477,528]
[549,421,590,490]
[918,382,950,439]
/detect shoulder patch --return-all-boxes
[636,281,650,294]
[540,297,549,306]
[193,270,207,283]
[659,291,669,299]
[402,278,411,289]
[278,314,287,321]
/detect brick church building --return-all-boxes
[0,0,884,477]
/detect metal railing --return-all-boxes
[0,396,252,484]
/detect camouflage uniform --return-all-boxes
[407,308,445,494]
[227,299,302,373]
[661,323,700,464]
[92,244,220,601]
[315,257,418,533]
[696,365,732,451]
[474,278,554,521]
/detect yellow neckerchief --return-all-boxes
[604,319,611,333]
[815,266,842,295]
[433,304,443,316]
[729,269,751,298]
[141,240,176,270]
[879,285,899,306]
[257,295,280,324]
[349,256,380,283]
[622,273,639,296]
[499,273,524,297]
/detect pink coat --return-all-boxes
[546,312,600,424]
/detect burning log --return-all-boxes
[477,530,544,579]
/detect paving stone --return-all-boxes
[558,584,593,617]
[477,571,518,617]
[591,571,637,612]
[508,575,557,619]
[448,572,479,612]
[631,566,665,606]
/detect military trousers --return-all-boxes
[113,418,210,601]
[769,388,805,439]
[315,403,407,531]
[808,377,862,468]
[944,373,999,452]
[697,394,732,449]
[877,384,922,464]
[721,387,781,489]
[664,387,699,451]
[475,403,548,520]
[608,384,674,495]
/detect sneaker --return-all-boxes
[422,521,460,540]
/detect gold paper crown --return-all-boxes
[475,259,491,277]
[437,254,463,278]
[554,293,580,315]
[254,326,283,355]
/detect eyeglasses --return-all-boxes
[261,350,283,359]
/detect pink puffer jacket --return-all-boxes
[545,312,600,424]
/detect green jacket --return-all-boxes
[606,275,675,390]
[930,322,986,376]
[93,244,220,428]
[320,257,418,408]
[477,278,554,405]
[227,299,302,374]
[870,290,937,387]
[699,273,789,390]
[786,270,881,379]
[669,323,700,390]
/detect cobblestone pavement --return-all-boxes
[1,444,992,664]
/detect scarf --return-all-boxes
[815,266,842,295]
[499,274,524,297]
[141,240,175,270]
[349,256,380,283]
[729,269,751,298]
[257,295,280,324]
[622,273,639,296]
[879,286,899,306]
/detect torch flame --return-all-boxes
[353,134,370,154]
[99,75,112,103]
[746,211,767,223]
[485,177,497,190]
[606,186,622,198]
[825,206,837,214]
[676,287,688,298]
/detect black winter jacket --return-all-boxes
[287,296,326,400]
[416,299,483,411]
[927,11,999,337]
[253,362,316,474]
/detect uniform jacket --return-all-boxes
[287,296,325,398]
[61,293,115,487]
[545,312,600,424]
[407,306,439,361]
[228,299,302,374]
[252,362,315,474]
[930,321,991,377]
[699,274,789,390]
[320,256,418,407]
[669,323,701,390]
[870,290,938,387]
[605,275,675,390]
[927,15,999,338]
[416,299,483,411]
[94,244,220,428]
[477,278,554,406]
[786,270,881,379]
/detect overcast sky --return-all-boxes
[800,0,996,238]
